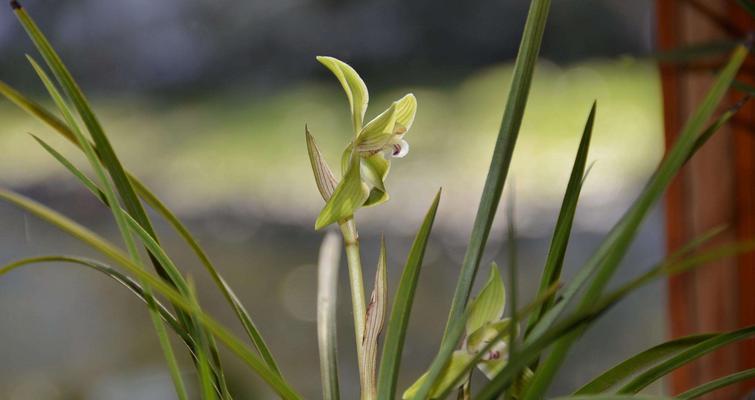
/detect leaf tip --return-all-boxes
[10,0,21,10]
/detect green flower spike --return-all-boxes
[403,263,527,399]
[307,56,417,230]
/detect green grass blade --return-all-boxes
[12,0,176,287]
[376,190,441,400]
[441,0,551,344]
[652,40,738,63]
[526,102,595,336]
[572,334,715,394]
[475,238,755,399]
[0,255,189,345]
[27,54,191,400]
[689,95,750,160]
[617,325,755,394]
[677,368,755,399]
[317,232,342,400]
[131,178,283,376]
[0,188,302,400]
[31,135,106,201]
[522,46,748,400]
[733,80,755,96]
[186,279,219,400]
[28,117,282,376]
[506,187,519,367]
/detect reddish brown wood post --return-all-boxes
[658,1,754,398]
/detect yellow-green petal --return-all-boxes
[355,103,398,153]
[361,153,391,207]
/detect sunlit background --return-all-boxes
[0,0,667,399]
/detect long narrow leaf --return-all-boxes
[29,123,282,376]
[617,325,755,394]
[526,102,595,336]
[677,368,755,399]
[441,0,551,343]
[475,238,755,399]
[522,46,748,400]
[0,188,301,400]
[376,190,441,400]
[27,54,191,400]
[573,334,715,394]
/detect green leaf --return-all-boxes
[573,333,715,394]
[12,2,171,286]
[732,80,755,96]
[526,101,595,336]
[402,351,474,399]
[31,132,284,379]
[306,126,339,202]
[0,255,190,345]
[363,236,388,400]
[317,56,369,133]
[441,0,551,345]
[376,190,441,400]
[467,263,506,335]
[475,237,755,400]
[652,40,738,63]
[185,278,219,400]
[678,368,755,399]
[522,45,749,400]
[0,188,301,400]
[409,306,472,400]
[617,325,755,394]
[27,54,192,400]
[315,153,370,229]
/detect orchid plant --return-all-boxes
[1,0,754,400]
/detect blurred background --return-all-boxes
[0,0,668,398]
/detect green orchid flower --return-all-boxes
[403,263,532,399]
[306,56,417,230]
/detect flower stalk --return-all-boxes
[339,218,369,396]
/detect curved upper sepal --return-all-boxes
[316,56,369,133]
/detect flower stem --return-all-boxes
[339,218,368,397]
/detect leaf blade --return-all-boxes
[376,190,441,400]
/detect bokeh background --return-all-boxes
[0,0,668,398]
